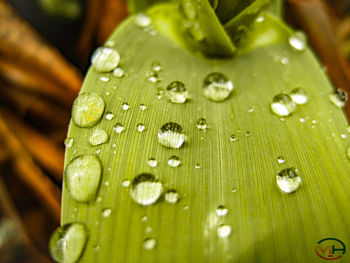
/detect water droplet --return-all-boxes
[151,61,161,72]
[217,224,232,238]
[65,155,102,202]
[270,94,296,117]
[196,118,208,130]
[91,47,120,72]
[72,93,105,128]
[102,208,111,218]
[195,163,201,169]
[230,134,238,142]
[89,128,109,146]
[113,123,124,134]
[276,167,302,193]
[165,189,180,203]
[113,67,124,78]
[299,118,306,123]
[99,76,109,82]
[280,57,289,64]
[147,158,158,168]
[165,81,189,104]
[135,14,152,27]
[289,31,306,51]
[64,137,74,148]
[245,131,251,137]
[139,104,147,111]
[141,215,148,222]
[255,16,265,23]
[105,112,114,120]
[168,155,181,167]
[122,102,129,111]
[105,91,110,96]
[341,133,347,139]
[158,122,186,149]
[143,238,156,250]
[137,123,146,133]
[329,89,348,108]
[130,173,163,206]
[122,179,130,188]
[290,88,308,105]
[216,205,228,217]
[277,156,286,164]
[105,40,115,47]
[203,73,234,102]
[49,223,87,263]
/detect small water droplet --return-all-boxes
[231,188,238,193]
[137,123,146,133]
[341,133,347,139]
[91,47,120,72]
[65,155,102,202]
[165,189,180,203]
[102,208,111,218]
[122,179,130,188]
[329,89,348,108]
[217,224,232,238]
[113,123,124,134]
[248,107,254,113]
[99,76,109,82]
[89,128,109,146]
[141,215,148,222]
[130,173,163,206]
[230,134,238,142]
[245,131,251,137]
[280,57,289,64]
[196,118,208,130]
[72,93,105,128]
[165,81,189,104]
[151,61,161,72]
[139,104,147,111]
[255,16,265,23]
[195,163,201,169]
[158,122,186,149]
[289,31,306,51]
[299,118,306,123]
[113,67,124,78]
[105,112,114,120]
[276,167,302,193]
[143,238,156,250]
[135,14,152,27]
[290,88,308,104]
[216,205,228,217]
[64,137,74,148]
[105,40,115,47]
[270,94,296,117]
[203,73,234,102]
[277,156,286,164]
[122,102,129,111]
[147,158,158,168]
[49,223,87,263]
[168,155,181,167]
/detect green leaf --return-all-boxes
[59,7,350,262]
[127,0,176,14]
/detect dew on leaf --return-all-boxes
[276,167,302,193]
[158,122,186,149]
[270,94,296,117]
[91,47,120,72]
[203,73,233,102]
[130,173,163,206]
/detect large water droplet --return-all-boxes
[113,123,124,134]
[130,173,163,206]
[270,94,296,117]
[49,223,87,263]
[64,137,74,148]
[158,122,186,149]
[276,167,302,193]
[89,128,109,146]
[168,155,181,167]
[329,89,348,108]
[91,47,120,72]
[65,155,102,202]
[203,73,233,102]
[143,238,156,250]
[72,93,105,128]
[196,118,208,130]
[165,81,189,104]
[289,31,306,51]
[147,158,158,168]
[216,205,228,217]
[290,88,308,105]
[165,189,180,203]
[217,224,232,238]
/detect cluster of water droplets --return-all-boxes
[270,88,308,117]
